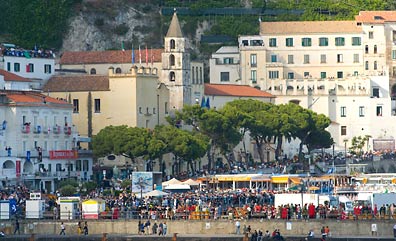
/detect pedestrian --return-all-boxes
[162,222,167,236]
[305,229,314,241]
[235,220,241,234]
[13,219,20,235]
[83,221,88,235]
[77,221,82,235]
[321,226,326,240]
[59,222,66,235]
[152,222,158,235]
[158,222,163,236]
[145,219,151,235]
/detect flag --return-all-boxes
[151,48,154,66]
[200,96,206,108]
[139,45,142,64]
[145,45,148,66]
[121,41,125,51]
[132,45,135,64]
[24,51,31,59]
[205,97,210,109]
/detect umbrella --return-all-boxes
[308,186,320,191]
[143,190,169,197]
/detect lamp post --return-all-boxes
[343,139,348,160]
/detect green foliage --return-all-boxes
[82,181,97,193]
[121,179,131,189]
[59,179,79,188]
[349,135,371,157]
[60,184,77,196]
[113,24,129,36]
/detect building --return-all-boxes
[209,46,240,85]
[0,70,93,192]
[210,11,396,155]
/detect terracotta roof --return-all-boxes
[0,69,31,82]
[166,12,183,38]
[205,84,275,98]
[355,11,396,23]
[1,91,71,107]
[60,49,163,65]
[43,75,109,92]
[260,21,361,35]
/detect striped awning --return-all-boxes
[289,177,301,184]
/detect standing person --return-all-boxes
[145,219,151,235]
[77,221,82,235]
[59,222,66,235]
[235,220,241,234]
[162,222,167,236]
[13,219,20,235]
[152,222,158,235]
[158,222,163,236]
[83,221,88,235]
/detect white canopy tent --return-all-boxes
[143,190,170,197]
[162,178,182,187]
[183,178,200,186]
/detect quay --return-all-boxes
[1,219,396,240]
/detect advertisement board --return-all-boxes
[131,172,153,194]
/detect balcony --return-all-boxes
[21,125,31,133]
[33,126,41,134]
[53,125,61,134]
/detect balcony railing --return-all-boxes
[64,126,71,135]
[33,126,41,134]
[21,125,30,133]
[53,125,61,134]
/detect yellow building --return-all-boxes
[43,66,169,137]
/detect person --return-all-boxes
[305,229,314,241]
[59,222,66,235]
[83,221,88,235]
[158,222,163,236]
[152,222,158,235]
[13,219,20,235]
[162,222,167,236]
[145,219,151,235]
[77,221,82,235]
[321,226,326,240]
[235,220,241,234]
[393,223,396,238]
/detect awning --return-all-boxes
[289,177,301,184]
[271,176,289,184]
[217,176,251,182]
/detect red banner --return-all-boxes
[49,150,78,160]
[16,160,20,177]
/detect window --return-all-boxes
[319,37,328,46]
[199,67,203,84]
[320,54,326,63]
[165,102,168,114]
[359,106,365,117]
[251,70,257,83]
[341,126,347,136]
[6,62,10,71]
[139,107,142,114]
[269,71,279,79]
[302,38,312,47]
[72,99,79,113]
[374,45,378,54]
[365,45,369,54]
[169,71,175,82]
[269,38,277,47]
[337,71,343,78]
[288,55,294,64]
[192,67,195,83]
[376,106,383,116]
[341,106,346,117]
[223,58,233,64]
[373,88,379,98]
[335,37,345,46]
[304,54,310,64]
[287,72,294,79]
[365,61,369,70]
[90,68,96,74]
[250,54,257,67]
[286,38,293,47]
[170,39,175,49]
[169,54,175,66]
[271,55,277,63]
[220,72,229,82]
[354,71,359,76]
[320,72,327,79]
[337,54,343,63]
[26,63,34,73]
[304,72,310,78]
[115,68,122,73]
[353,54,359,63]
[44,64,52,74]
[153,108,156,114]
[352,37,361,46]
[94,99,101,113]
[14,63,20,72]
[374,61,378,70]
[393,50,396,60]
[369,31,374,39]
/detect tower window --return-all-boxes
[115,68,122,73]
[170,39,175,50]
[170,54,175,66]
[170,72,175,82]
[90,68,96,75]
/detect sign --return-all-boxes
[49,150,77,160]
[16,160,20,177]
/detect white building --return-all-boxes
[209,46,240,84]
[0,70,92,192]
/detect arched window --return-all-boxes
[365,45,369,54]
[169,71,175,82]
[90,68,96,75]
[365,61,369,70]
[170,54,175,66]
[374,45,378,54]
[170,39,176,50]
[374,61,378,70]
[115,68,122,74]
[199,67,203,84]
[196,68,199,84]
[192,67,195,84]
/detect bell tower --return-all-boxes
[161,11,191,110]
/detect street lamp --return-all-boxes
[343,139,348,160]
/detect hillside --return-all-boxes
[1,0,396,61]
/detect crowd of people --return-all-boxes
[0,44,56,59]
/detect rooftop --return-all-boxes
[356,11,396,23]
[0,91,71,107]
[205,84,275,98]
[0,70,31,82]
[260,21,362,35]
[44,75,110,92]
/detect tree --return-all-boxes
[349,135,371,158]
[305,129,334,153]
